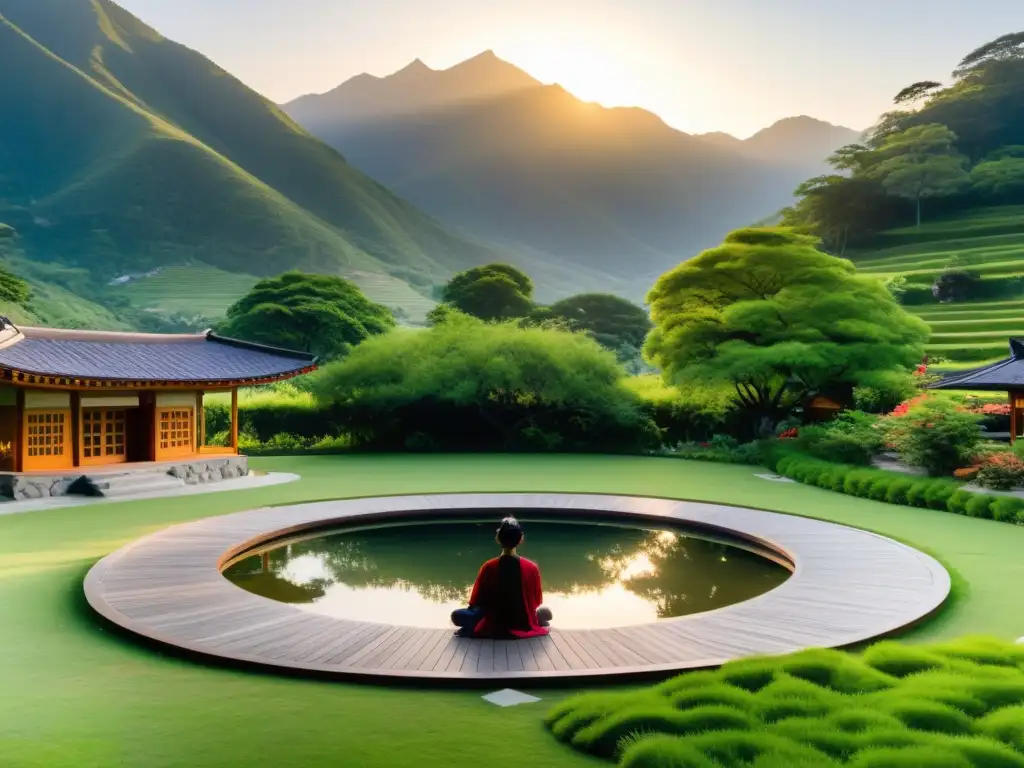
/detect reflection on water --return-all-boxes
[222,518,790,629]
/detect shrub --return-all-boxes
[314,321,658,453]
[946,490,974,516]
[884,479,915,505]
[906,481,933,508]
[625,376,735,445]
[924,481,959,510]
[977,452,1024,490]
[884,399,983,476]
[991,496,1024,523]
[795,412,884,466]
[965,494,995,519]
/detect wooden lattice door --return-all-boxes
[157,408,195,459]
[82,408,127,466]
[23,410,71,471]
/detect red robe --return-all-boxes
[468,556,549,638]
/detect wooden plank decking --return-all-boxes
[83,494,950,683]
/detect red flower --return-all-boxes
[779,428,799,439]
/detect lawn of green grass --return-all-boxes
[2,454,1023,767]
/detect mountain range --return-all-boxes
[284,55,860,292]
[0,0,859,327]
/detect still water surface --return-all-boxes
[222,518,790,629]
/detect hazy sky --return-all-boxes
[116,0,1019,138]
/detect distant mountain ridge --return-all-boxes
[283,54,860,294]
[287,50,542,131]
[698,116,863,172]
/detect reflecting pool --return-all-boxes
[222,517,790,629]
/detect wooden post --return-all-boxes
[14,388,23,473]
[195,391,205,452]
[230,388,239,453]
[1011,391,1018,444]
[71,391,81,467]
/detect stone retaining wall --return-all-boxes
[0,456,250,500]
[166,457,249,485]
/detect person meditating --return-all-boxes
[451,517,552,638]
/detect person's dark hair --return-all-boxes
[496,517,524,549]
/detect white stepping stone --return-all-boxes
[482,689,541,707]
[754,473,795,483]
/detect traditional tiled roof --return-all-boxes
[931,339,1024,391]
[0,322,317,385]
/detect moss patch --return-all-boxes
[546,638,1024,766]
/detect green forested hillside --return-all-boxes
[0,0,500,325]
[784,32,1024,367]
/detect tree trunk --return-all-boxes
[916,196,922,229]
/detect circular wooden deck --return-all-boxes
[84,494,950,683]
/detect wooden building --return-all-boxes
[0,321,316,473]
[931,338,1024,442]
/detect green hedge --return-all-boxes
[205,400,332,441]
[768,448,1024,525]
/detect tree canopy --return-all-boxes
[783,30,1024,245]
[644,228,929,434]
[438,263,534,321]
[867,124,970,227]
[219,271,394,359]
[546,293,652,351]
[314,319,655,452]
[0,224,15,240]
[971,156,1024,199]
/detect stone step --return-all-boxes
[82,472,186,498]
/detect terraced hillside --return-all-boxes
[850,206,1024,366]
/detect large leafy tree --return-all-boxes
[546,293,651,351]
[867,124,970,227]
[438,263,534,321]
[644,228,929,435]
[219,271,394,359]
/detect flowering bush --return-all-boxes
[973,403,1012,416]
[953,466,981,481]
[889,394,928,418]
[976,452,1024,490]
[883,398,983,476]
[779,428,799,439]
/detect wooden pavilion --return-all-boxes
[931,338,1024,442]
[0,320,316,473]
